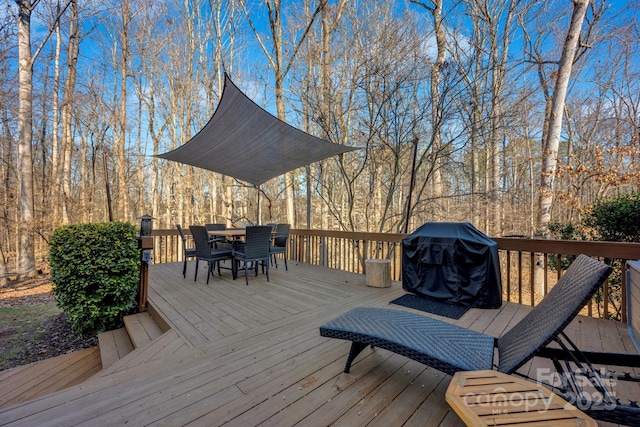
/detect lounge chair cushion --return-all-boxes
[320,307,495,375]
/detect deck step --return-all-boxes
[93,329,192,379]
[0,347,101,409]
[97,311,164,370]
[97,328,134,370]
[123,311,165,349]
[0,310,170,410]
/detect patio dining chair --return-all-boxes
[205,223,228,249]
[189,225,232,284]
[320,255,639,424]
[269,223,290,270]
[231,225,273,286]
[176,224,196,278]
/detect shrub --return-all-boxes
[582,192,640,242]
[545,194,640,320]
[580,192,640,320]
[49,221,140,337]
[546,222,588,273]
[548,222,586,241]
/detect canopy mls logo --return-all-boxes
[461,368,619,415]
[462,387,556,415]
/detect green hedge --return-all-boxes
[582,192,640,242]
[49,222,140,337]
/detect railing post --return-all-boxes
[137,214,154,312]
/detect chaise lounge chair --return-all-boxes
[320,254,640,424]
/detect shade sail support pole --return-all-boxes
[306,165,311,229]
[256,185,261,225]
[404,137,419,234]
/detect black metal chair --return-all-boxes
[176,224,196,278]
[269,223,290,270]
[231,225,273,286]
[189,225,232,284]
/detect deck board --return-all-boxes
[0,347,101,410]
[0,261,637,426]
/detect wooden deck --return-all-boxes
[0,261,637,426]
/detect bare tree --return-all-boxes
[451,0,520,236]
[535,0,601,238]
[0,12,15,284]
[131,2,167,223]
[410,0,446,207]
[116,0,133,221]
[304,2,439,235]
[14,0,38,278]
[50,5,62,224]
[12,0,71,278]
[239,0,326,226]
[60,0,79,224]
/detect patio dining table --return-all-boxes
[208,228,250,240]
[208,228,278,240]
[208,228,276,280]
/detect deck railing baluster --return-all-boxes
[506,250,512,302]
[529,252,535,306]
[543,253,548,295]
[518,252,523,305]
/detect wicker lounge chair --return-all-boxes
[320,255,640,424]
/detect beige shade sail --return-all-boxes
[157,74,357,186]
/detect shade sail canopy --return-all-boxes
[157,74,357,186]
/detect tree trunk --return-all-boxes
[51,18,62,225]
[534,0,590,296]
[429,0,445,202]
[471,101,481,226]
[241,0,325,226]
[15,0,36,278]
[537,0,589,238]
[411,0,446,209]
[117,1,131,221]
[0,104,12,285]
[79,128,88,222]
[268,0,296,227]
[61,0,79,224]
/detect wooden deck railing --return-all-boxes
[150,228,640,322]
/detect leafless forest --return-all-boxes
[2,0,639,279]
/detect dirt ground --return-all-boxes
[0,278,98,372]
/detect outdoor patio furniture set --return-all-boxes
[176,223,290,285]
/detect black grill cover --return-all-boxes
[402,222,502,308]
